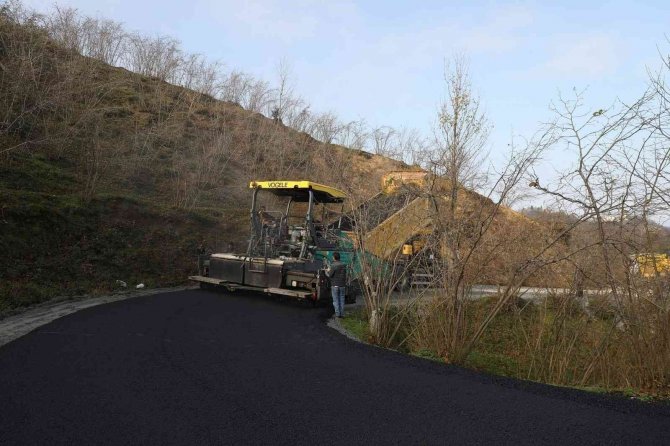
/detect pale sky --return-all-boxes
[24,0,670,201]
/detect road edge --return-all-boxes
[0,285,195,347]
[326,316,365,343]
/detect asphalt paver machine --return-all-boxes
[190,180,358,304]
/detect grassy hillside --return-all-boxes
[0,15,408,312]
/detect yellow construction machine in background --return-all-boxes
[631,253,670,278]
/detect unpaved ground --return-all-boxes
[0,285,195,347]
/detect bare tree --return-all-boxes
[293,107,313,132]
[0,0,34,23]
[430,57,490,187]
[395,126,426,165]
[270,58,294,123]
[370,57,549,363]
[242,78,272,113]
[335,119,369,150]
[310,112,341,144]
[525,83,670,390]
[530,89,655,304]
[371,125,397,157]
[83,17,126,66]
[349,188,427,346]
[124,33,182,81]
[41,6,125,66]
[177,53,223,97]
[220,70,251,105]
[425,57,492,358]
[43,5,85,53]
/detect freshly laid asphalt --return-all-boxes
[1,290,669,445]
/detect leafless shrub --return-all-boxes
[525,84,670,392]
[371,126,397,157]
[124,33,181,81]
[395,126,426,166]
[348,188,428,346]
[334,119,369,150]
[43,6,127,66]
[0,8,53,150]
[220,70,252,105]
[347,57,555,363]
[242,78,272,114]
[176,53,223,97]
[310,112,341,144]
[172,129,232,209]
[0,0,35,23]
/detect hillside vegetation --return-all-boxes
[0,11,407,311]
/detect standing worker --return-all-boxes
[326,252,347,318]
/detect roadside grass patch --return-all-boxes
[340,308,369,341]
[0,152,77,194]
[463,350,520,378]
[0,183,227,312]
[337,298,670,401]
[412,348,443,362]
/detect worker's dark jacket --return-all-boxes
[327,261,347,287]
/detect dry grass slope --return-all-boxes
[0,16,409,310]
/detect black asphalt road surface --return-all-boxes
[1,290,669,445]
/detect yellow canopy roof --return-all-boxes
[249,180,346,203]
